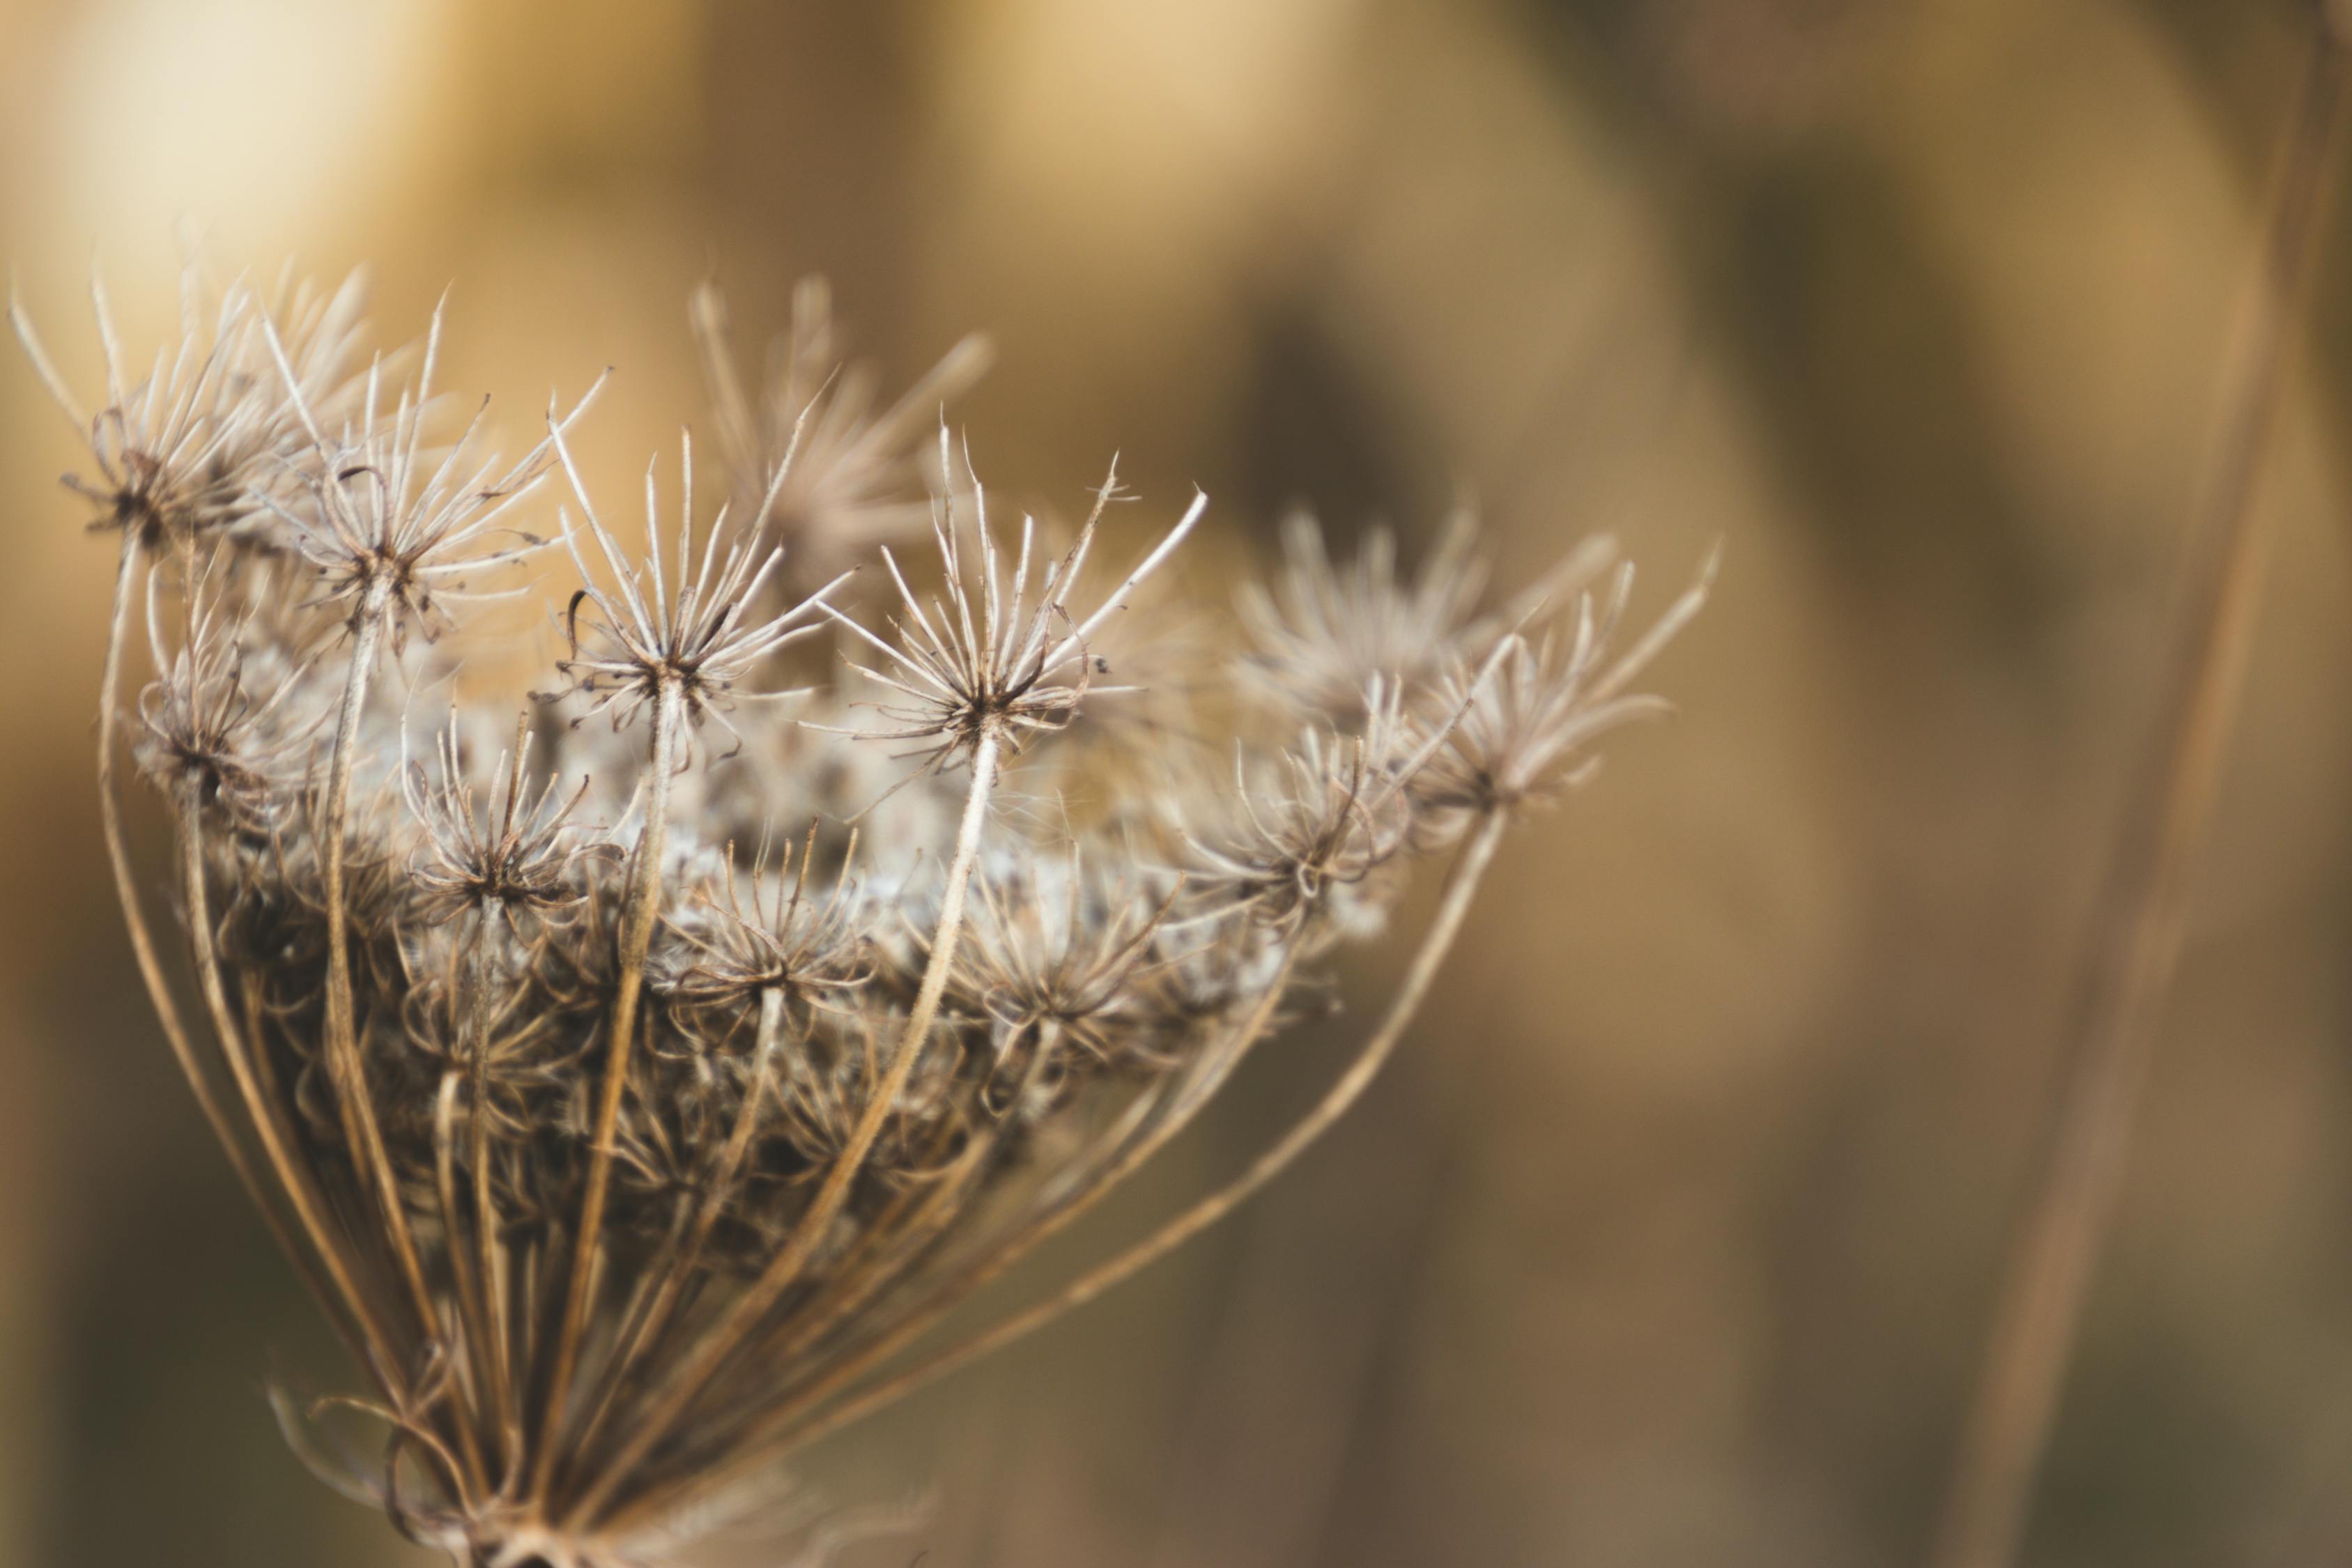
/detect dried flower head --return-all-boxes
[133,565,318,826]
[403,712,610,932]
[1237,507,1613,725]
[1411,551,1716,822]
[1182,685,1422,935]
[26,258,1707,1568]
[661,827,875,1041]
[553,425,845,742]
[955,847,1183,1112]
[259,303,595,647]
[693,277,992,592]
[11,261,367,553]
[820,432,1206,776]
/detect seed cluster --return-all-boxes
[18,260,1705,1568]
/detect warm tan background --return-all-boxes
[3,2,2351,1565]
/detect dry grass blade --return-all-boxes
[1926,15,2352,1568]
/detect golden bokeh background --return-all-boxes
[3,1,2351,1565]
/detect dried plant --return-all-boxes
[23,259,1706,1568]
[691,276,990,593]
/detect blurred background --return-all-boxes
[3,1,2352,1565]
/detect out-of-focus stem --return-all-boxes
[1927,17,2352,1568]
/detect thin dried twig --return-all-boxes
[1928,15,2352,1568]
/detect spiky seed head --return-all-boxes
[817,429,1206,776]
[11,263,369,553]
[403,712,615,933]
[692,277,992,592]
[660,828,875,1044]
[1410,550,1716,825]
[553,424,847,741]
[1238,509,1618,731]
[255,303,595,645]
[133,556,321,824]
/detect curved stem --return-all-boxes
[613,806,1507,1535]
[566,729,1002,1526]
[1928,18,2352,1568]
[98,538,300,1264]
[718,941,1304,1454]
[567,983,789,1472]
[533,677,688,1500]
[174,782,403,1391]
[321,583,443,1349]
[466,902,518,1473]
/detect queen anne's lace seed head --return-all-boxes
[817,431,1207,776]
[954,848,1181,1116]
[403,713,615,933]
[661,828,875,1043]
[12,263,369,555]
[1237,509,1486,716]
[1237,508,1617,726]
[693,277,992,592]
[257,305,599,648]
[25,258,1706,1568]
[1178,679,1427,939]
[134,567,321,825]
[553,424,846,743]
[1411,550,1717,826]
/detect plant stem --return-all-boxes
[98,539,289,1267]
[739,940,1305,1441]
[321,581,445,1346]
[567,728,1002,1528]
[534,675,687,1500]
[613,804,1508,1536]
[568,983,789,1472]
[1927,18,2352,1568]
[466,899,518,1473]
[721,1018,1078,1411]
[174,783,402,1390]
[434,1070,498,1468]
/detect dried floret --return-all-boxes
[661,828,875,1043]
[258,304,590,645]
[819,431,1205,774]
[553,425,845,739]
[954,848,1182,1114]
[1238,508,1612,728]
[693,277,991,590]
[1181,684,1421,934]
[12,261,367,552]
[1410,549,1715,824]
[403,712,613,932]
[133,560,318,824]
